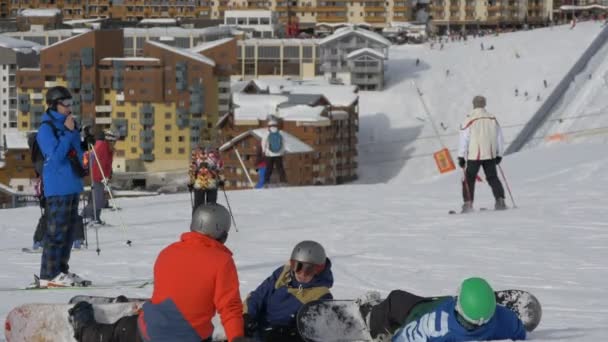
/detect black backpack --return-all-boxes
[28,121,57,177]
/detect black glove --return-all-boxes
[234,337,257,342]
[458,157,466,168]
[218,180,226,188]
[187,183,194,192]
[243,314,258,337]
[495,156,502,165]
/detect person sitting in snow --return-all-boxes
[67,204,254,342]
[243,240,334,341]
[363,277,526,342]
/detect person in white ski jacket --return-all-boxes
[457,96,506,212]
[261,119,287,184]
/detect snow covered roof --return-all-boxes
[278,105,328,122]
[63,18,106,26]
[560,4,608,10]
[219,128,313,154]
[238,38,319,46]
[233,93,289,121]
[346,47,386,60]
[0,35,41,53]
[19,9,61,17]
[224,10,274,17]
[3,131,29,150]
[138,18,177,25]
[0,182,18,196]
[100,57,161,63]
[123,26,235,37]
[189,37,234,53]
[254,80,358,107]
[316,22,371,28]
[40,30,90,51]
[146,40,215,66]
[319,27,391,47]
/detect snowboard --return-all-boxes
[4,301,143,342]
[68,295,148,304]
[297,289,542,342]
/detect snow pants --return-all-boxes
[40,194,79,280]
[368,290,427,338]
[82,182,106,221]
[463,159,505,203]
[77,315,213,342]
[193,188,218,213]
[255,167,267,189]
[264,156,287,184]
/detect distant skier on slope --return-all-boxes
[68,204,254,342]
[364,277,526,342]
[457,96,506,213]
[243,240,333,341]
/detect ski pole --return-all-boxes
[222,187,238,232]
[90,144,132,247]
[498,164,517,208]
[189,189,194,209]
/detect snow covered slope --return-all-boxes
[357,21,605,183]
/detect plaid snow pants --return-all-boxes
[40,194,80,280]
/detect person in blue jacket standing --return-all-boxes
[34,86,87,288]
[391,277,526,342]
[243,240,333,341]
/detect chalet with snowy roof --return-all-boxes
[0,130,36,208]
[319,26,390,90]
[218,79,358,188]
[16,9,63,31]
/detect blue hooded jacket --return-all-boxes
[36,110,84,196]
[244,259,334,329]
[392,297,526,342]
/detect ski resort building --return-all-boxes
[218,79,359,189]
[15,29,237,174]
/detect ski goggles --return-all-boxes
[58,99,73,107]
[290,260,324,276]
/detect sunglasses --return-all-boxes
[290,260,324,276]
[58,100,73,107]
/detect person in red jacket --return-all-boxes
[82,129,113,224]
[68,204,253,342]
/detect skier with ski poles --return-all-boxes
[243,240,333,341]
[457,95,507,213]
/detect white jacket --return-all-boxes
[458,108,504,160]
[261,129,286,157]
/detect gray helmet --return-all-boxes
[290,240,326,265]
[45,86,72,107]
[190,204,232,241]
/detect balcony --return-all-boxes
[140,130,154,139]
[364,6,385,12]
[218,80,231,88]
[315,7,348,12]
[31,93,44,100]
[95,117,113,125]
[487,5,502,11]
[364,16,386,23]
[317,15,347,23]
[95,105,113,113]
[351,66,382,73]
[218,92,231,100]
[44,81,59,88]
[449,5,459,11]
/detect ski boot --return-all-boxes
[461,201,474,214]
[68,301,96,340]
[495,198,507,210]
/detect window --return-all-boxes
[178,136,185,142]
[131,135,136,142]
[178,148,185,154]
[165,112,171,119]
[164,124,172,130]
[165,148,172,154]
[117,112,125,118]
[131,147,137,153]
[165,136,171,142]
[131,112,137,118]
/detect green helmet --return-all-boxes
[456,277,496,326]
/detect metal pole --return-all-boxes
[412,80,446,148]
[498,164,517,208]
[234,147,255,188]
[90,144,132,247]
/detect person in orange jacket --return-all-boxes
[68,204,254,342]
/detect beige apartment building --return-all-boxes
[6,0,553,29]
